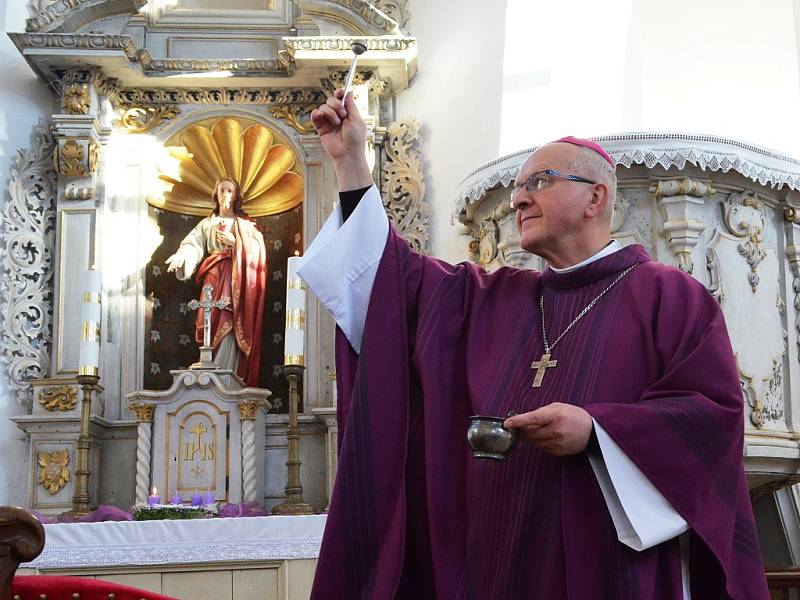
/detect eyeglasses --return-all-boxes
[510,169,597,204]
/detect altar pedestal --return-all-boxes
[126,370,271,506]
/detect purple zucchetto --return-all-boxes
[553,136,615,168]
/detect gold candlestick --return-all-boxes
[272,364,314,515]
[65,373,99,518]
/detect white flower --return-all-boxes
[271,239,283,251]
[178,334,191,346]
[272,333,283,344]
[272,301,282,313]
[150,329,161,343]
[152,265,162,277]
[151,296,161,310]
[272,270,283,282]
[150,362,161,375]
[179,302,189,316]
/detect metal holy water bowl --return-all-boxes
[467,411,518,461]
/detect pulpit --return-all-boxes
[126,370,270,505]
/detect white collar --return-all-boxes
[547,240,622,273]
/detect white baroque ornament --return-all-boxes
[1,120,57,405]
[380,117,429,253]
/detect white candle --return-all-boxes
[284,256,305,365]
[78,269,102,377]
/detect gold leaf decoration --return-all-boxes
[119,106,180,134]
[54,139,85,176]
[39,385,78,411]
[154,117,303,218]
[38,449,70,494]
[62,83,90,115]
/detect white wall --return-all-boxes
[395,0,508,263]
[400,0,800,262]
[0,0,54,506]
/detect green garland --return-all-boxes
[132,504,215,521]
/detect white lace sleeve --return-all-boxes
[297,185,389,354]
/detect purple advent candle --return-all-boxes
[191,491,203,506]
[202,492,215,505]
[169,494,182,505]
[147,487,160,506]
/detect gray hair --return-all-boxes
[569,146,617,221]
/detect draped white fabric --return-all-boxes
[27,514,326,569]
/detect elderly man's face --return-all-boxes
[511,144,596,256]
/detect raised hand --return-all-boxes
[310,89,373,190]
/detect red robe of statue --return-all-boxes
[194,216,267,387]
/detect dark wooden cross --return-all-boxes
[531,353,558,388]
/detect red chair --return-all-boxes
[1,507,176,600]
[11,576,178,600]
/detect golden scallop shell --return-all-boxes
[153,117,303,217]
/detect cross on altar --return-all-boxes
[189,284,231,348]
[188,283,231,369]
[531,353,558,388]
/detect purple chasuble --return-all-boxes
[311,226,768,600]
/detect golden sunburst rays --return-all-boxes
[154,118,303,217]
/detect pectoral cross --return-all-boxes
[531,353,557,388]
[188,284,231,348]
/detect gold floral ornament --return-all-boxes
[38,449,70,494]
[154,117,303,218]
[39,385,78,411]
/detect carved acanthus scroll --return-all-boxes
[0,121,57,405]
[380,117,429,253]
[118,106,180,134]
[723,191,767,292]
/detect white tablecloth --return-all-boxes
[27,515,327,569]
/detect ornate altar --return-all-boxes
[4,0,426,515]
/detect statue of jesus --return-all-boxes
[165,177,267,387]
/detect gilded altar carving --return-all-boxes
[37,449,70,494]
[155,116,303,217]
[267,90,328,134]
[38,385,77,411]
[723,191,767,292]
[61,83,90,115]
[238,399,264,421]
[118,106,180,134]
[53,138,98,177]
[1,120,57,405]
[129,402,155,423]
[380,117,428,253]
[115,86,327,108]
